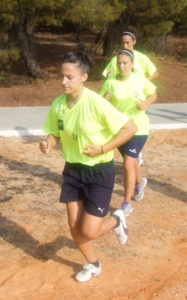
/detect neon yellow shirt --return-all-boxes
[102,50,157,78]
[100,73,156,135]
[43,87,129,166]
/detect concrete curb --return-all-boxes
[0,103,186,137]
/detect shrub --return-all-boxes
[0,48,20,80]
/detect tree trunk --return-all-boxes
[91,28,106,54]
[103,19,123,56]
[103,3,132,57]
[15,23,44,78]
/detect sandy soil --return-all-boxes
[0,31,187,299]
[0,129,186,300]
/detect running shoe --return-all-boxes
[121,201,133,216]
[133,177,147,201]
[75,262,101,282]
[112,209,128,245]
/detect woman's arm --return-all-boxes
[106,70,114,78]
[147,71,159,81]
[39,134,60,154]
[137,92,157,111]
[83,119,137,157]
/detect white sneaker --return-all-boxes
[75,262,101,282]
[121,201,133,216]
[112,209,128,245]
[133,177,147,201]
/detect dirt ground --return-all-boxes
[0,130,186,300]
[0,32,187,299]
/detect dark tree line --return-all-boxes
[0,0,186,78]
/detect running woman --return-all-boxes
[100,49,157,216]
[103,29,159,80]
[39,48,137,282]
[103,29,159,167]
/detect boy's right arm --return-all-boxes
[39,134,60,154]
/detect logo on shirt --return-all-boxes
[58,119,64,130]
[72,133,78,141]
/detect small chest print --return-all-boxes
[58,119,64,130]
[72,133,78,141]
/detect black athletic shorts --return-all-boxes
[60,161,115,217]
[118,135,148,158]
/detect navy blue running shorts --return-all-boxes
[60,161,115,218]
[118,135,148,158]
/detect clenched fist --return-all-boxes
[39,141,51,154]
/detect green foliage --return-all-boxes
[139,21,174,40]
[63,0,126,31]
[176,5,187,27]
[102,0,187,56]
[0,48,20,80]
[0,71,6,81]
[124,0,187,55]
[129,0,187,39]
[0,0,186,72]
[0,0,185,36]
[0,0,66,31]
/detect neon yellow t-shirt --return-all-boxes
[100,73,156,135]
[102,50,157,78]
[43,87,129,166]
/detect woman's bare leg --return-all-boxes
[123,155,137,202]
[66,202,117,263]
[134,157,142,186]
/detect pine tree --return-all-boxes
[62,0,126,51]
[103,0,187,56]
[0,0,65,78]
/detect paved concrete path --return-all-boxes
[0,103,186,137]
